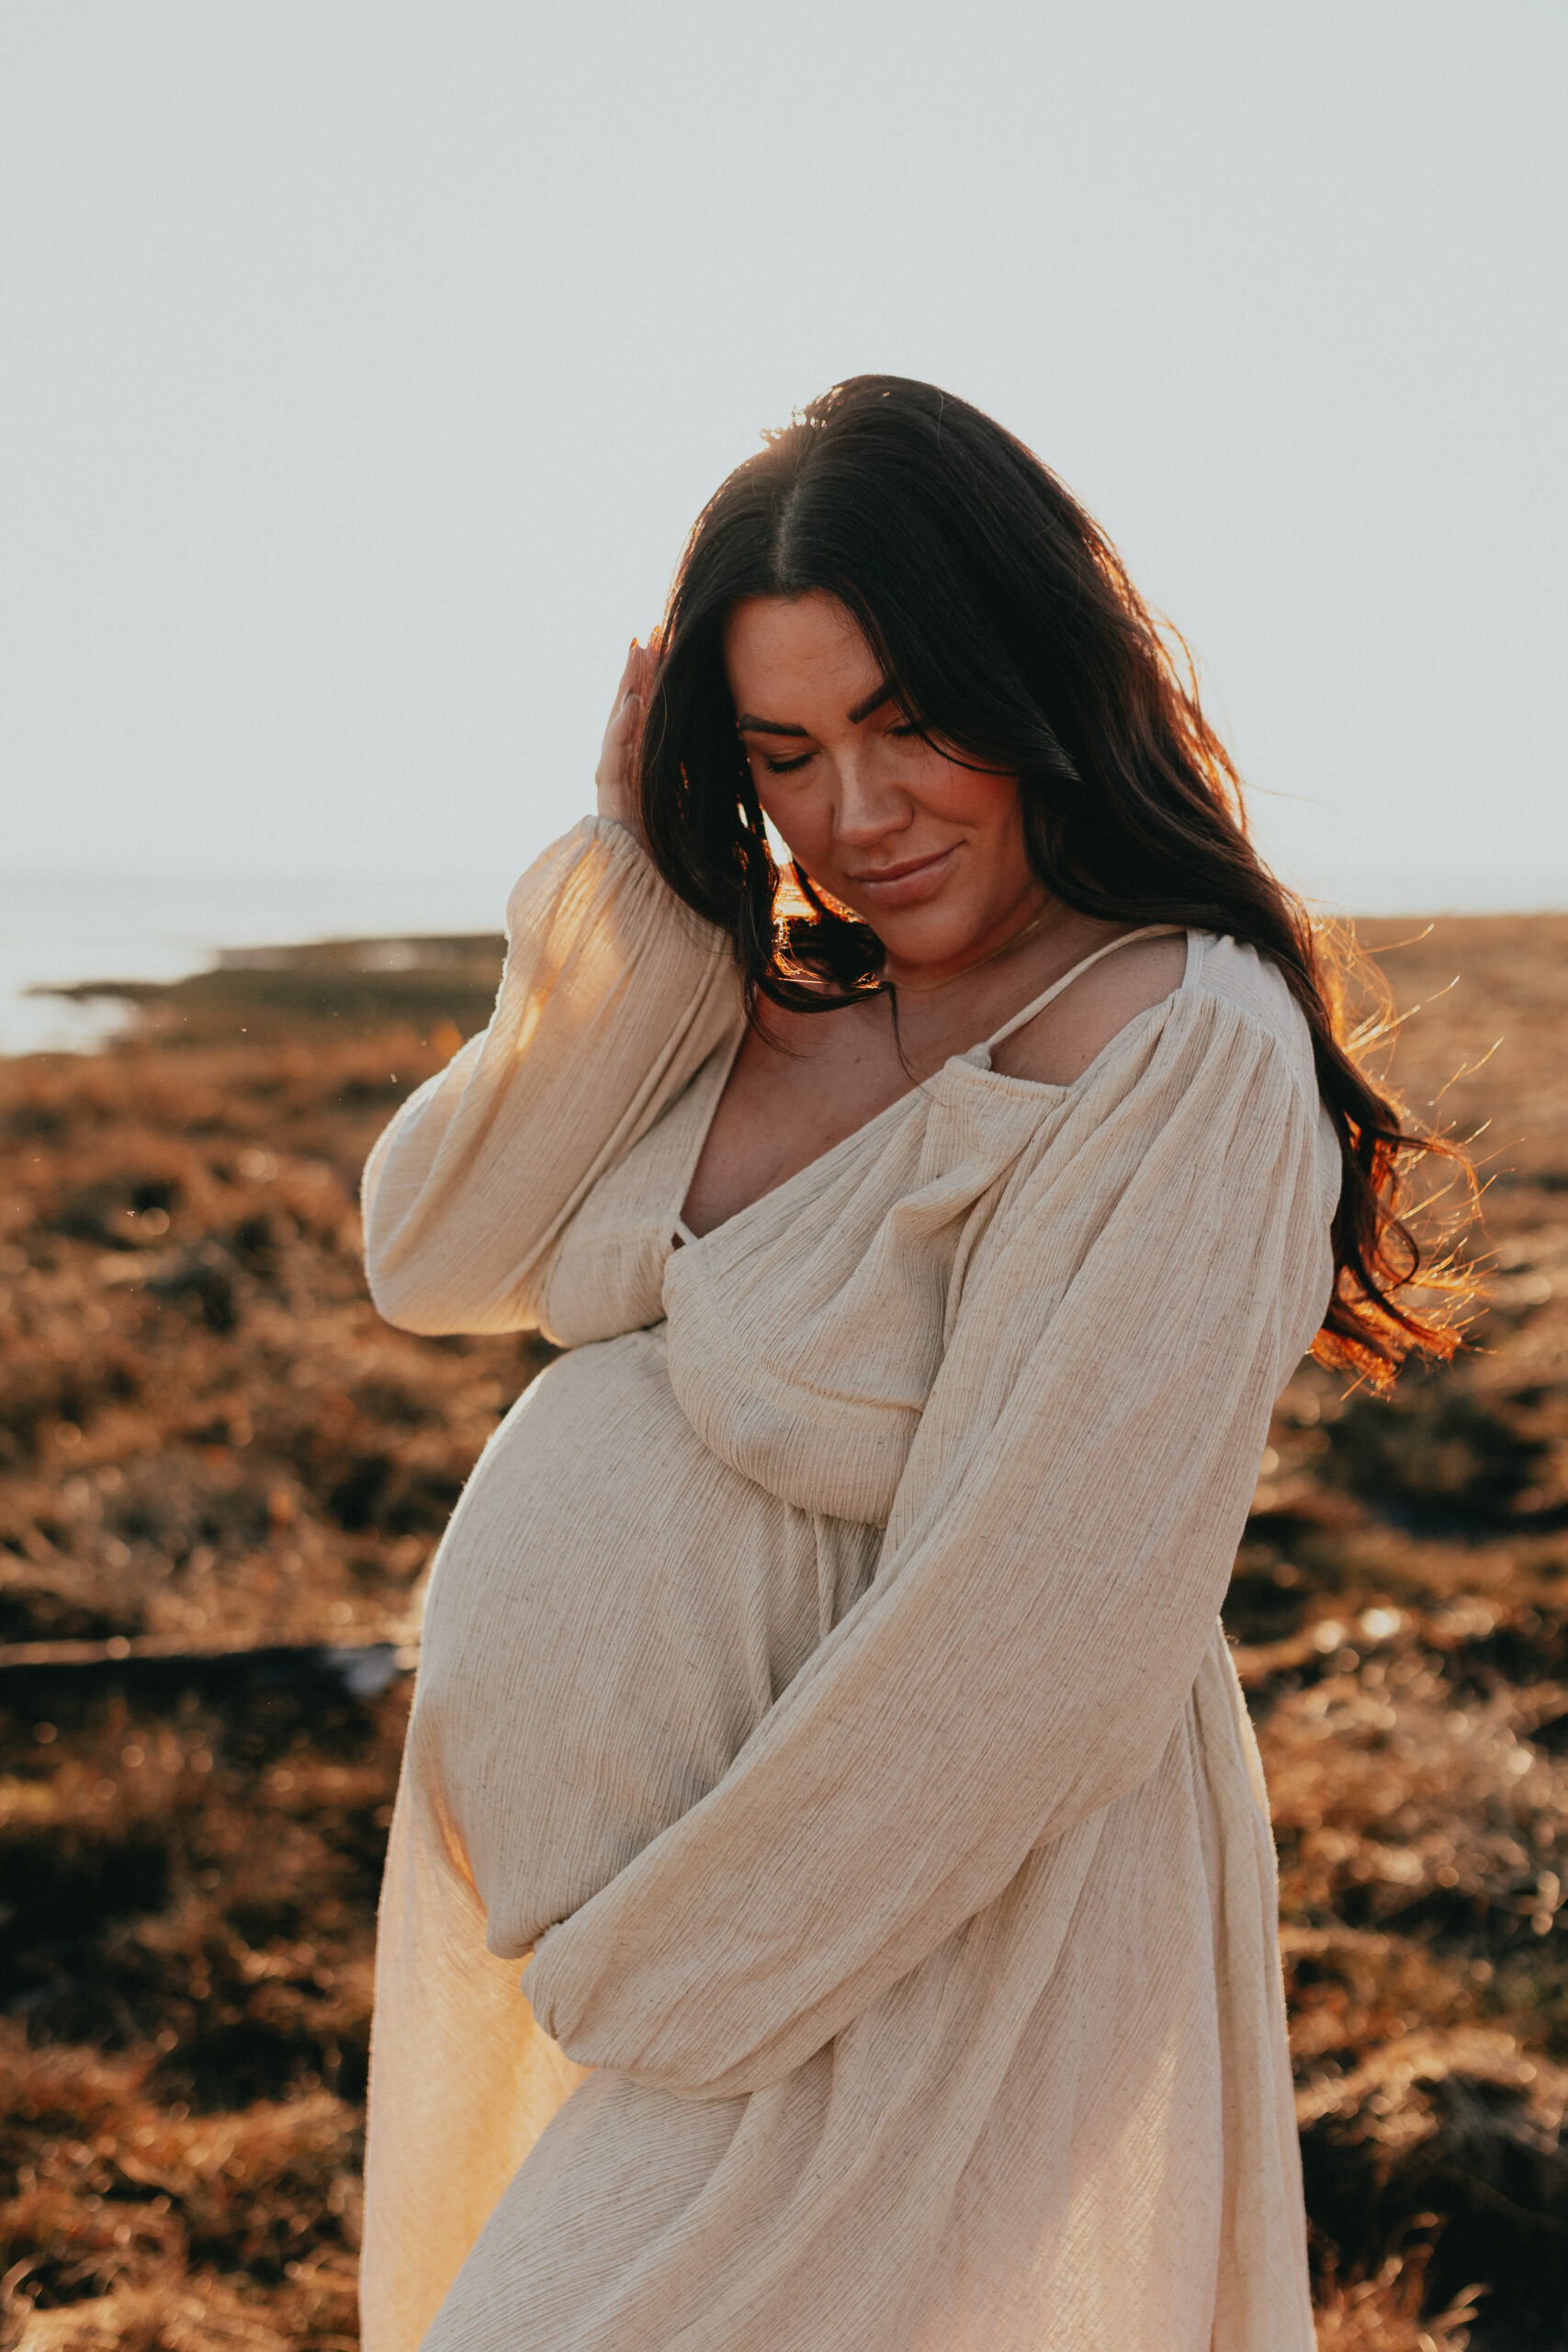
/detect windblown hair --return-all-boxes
[636,374,1472,1382]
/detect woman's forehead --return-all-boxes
[723,593,882,716]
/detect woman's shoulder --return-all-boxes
[997,925,1327,1139]
[1184,934,1341,1204]
[992,928,1188,1087]
[1184,932,1314,1075]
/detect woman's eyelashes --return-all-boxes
[757,721,924,776]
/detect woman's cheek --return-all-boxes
[926,757,1020,823]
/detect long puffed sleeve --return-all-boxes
[521,989,1337,2097]
[362,818,739,1335]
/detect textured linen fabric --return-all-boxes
[358,816,1340,2352]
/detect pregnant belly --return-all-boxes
[408,1329,878,1957]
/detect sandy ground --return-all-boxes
[2,915,1565,2350]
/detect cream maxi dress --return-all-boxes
[359,815,1339,2352]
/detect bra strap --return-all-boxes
[982,925,1185,1054]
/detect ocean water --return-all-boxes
[0,872,513,1056]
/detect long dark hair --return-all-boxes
[636,374,1472,1382]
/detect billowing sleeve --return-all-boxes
[520,989,1338,2097]
[361,817,739,1335]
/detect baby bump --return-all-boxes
[410,1329,876,1955]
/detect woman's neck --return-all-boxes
[879,895,1055,998]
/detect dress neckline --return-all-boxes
[673,924,1191,1249]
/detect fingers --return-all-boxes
[607,634,659,727]
[596,673,644,808]
[607,687,642,754]
[608,640,638,719]
[595,635,659,838]
[596,699,631,786]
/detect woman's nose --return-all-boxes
[832,750,912,846]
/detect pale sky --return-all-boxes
[3,2,1564,914]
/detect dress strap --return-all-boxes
[982,926,1186,1055]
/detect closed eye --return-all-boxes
[756,718,924,774]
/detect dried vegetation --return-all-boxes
[2,917,1566,2348]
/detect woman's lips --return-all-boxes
[848,845,959,910]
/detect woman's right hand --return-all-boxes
[595,638,656,839]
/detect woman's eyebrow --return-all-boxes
[736,682,896,737]
[736,712,808,738]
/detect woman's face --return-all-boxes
[722,591,1043,975]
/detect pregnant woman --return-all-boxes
[358,377,1456,2352]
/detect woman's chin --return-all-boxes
[873,918,980,979]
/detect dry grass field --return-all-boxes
[2,916,1566,2350]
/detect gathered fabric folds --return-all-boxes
[358,817,1340,2352]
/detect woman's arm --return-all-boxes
[363,646,737,1336]
[521,989,1337,2094]
[361,817,738,1336]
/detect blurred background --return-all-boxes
[2,7,1566,2349]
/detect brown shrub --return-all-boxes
[5,919,1568,2345]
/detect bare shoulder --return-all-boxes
[992,931,1189,1087]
